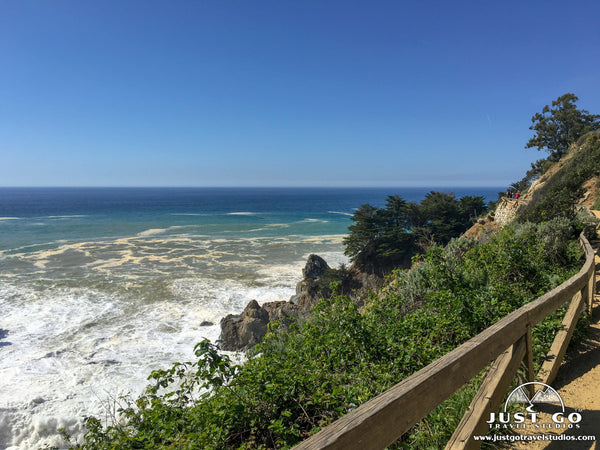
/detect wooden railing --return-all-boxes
[295,234,595,450]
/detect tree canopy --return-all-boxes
[343,196,416,273]
[343,192,487,273]
[526,93,600,161]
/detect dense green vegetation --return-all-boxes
[68,218,584,449]
[343,192,486,274]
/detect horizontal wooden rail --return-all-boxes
[294,234,595,450]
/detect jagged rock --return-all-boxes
[219,299,309,351]
[219,255,332,351]
[289,254,330,306]
[199,321,214,327]
[289,278,320,306]
[463,215,501,243]
[219,300,269,351]
[217,253,380,351]
[302,254,329,279]
[262,300,304,322]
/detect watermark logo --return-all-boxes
[486,382,582,430]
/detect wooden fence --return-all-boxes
[294,234,595,450]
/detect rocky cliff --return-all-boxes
[219,255,331,351]
[219,253,376,351]
[493,197,527,226]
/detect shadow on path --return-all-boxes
[541,409,599,449]
[551,305,600,390]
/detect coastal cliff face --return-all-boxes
[463,197,520,241]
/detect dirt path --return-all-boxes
[505,229,600,449]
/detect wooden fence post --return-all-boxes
[536,291,586,386]
[445,336,527,450]
[524,325,535,397]
[588,261,595,315]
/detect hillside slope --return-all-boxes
[465,131,600,240]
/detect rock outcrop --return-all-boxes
[219,253,387,351]
[219,300,269,351]
[219,254,331,351]
[493,197,527,226]
[302,254,329,279]
[290,254,330,306]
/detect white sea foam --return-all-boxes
[242,223,290,232]
[45,215,88,219]
[0,221,347,449]
[227,212,257,216]
[0,251,323,449]
[286,234,346,245]
[328,211,353,216]
[0,217,19,221]
[0,285,125,449]
[0,281,224,448]
[137,228,167,237]
[299,218,329,223]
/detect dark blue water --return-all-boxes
[0,187,501,248]
[0,186,500,216]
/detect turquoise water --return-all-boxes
[0,187,500,448]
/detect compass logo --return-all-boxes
[486,382,582,430]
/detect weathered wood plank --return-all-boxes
[445,336,527,450]
[536,290,586,385]
[588,255,595,315]
[581,235,595,315]
[525,325,535,396]
[293,235,594,450]
[581,281,589,318]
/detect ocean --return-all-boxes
[0,186,501,449]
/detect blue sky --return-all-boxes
[1,1,599,187]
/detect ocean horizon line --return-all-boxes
[0,185,507,189]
